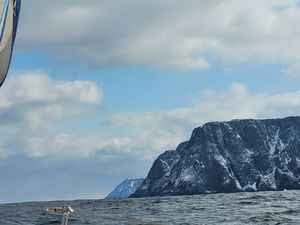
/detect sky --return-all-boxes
[1,0,300,203]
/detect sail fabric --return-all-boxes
[0,0,21,87]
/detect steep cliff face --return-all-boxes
[132,117,300,197]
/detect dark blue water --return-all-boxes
[1,190,300,224]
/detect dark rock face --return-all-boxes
[132,117,300,197]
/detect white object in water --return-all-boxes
[47,205,74,225]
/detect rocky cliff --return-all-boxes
[132,117,300,197]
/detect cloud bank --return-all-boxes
[16,0,300,73]
[0,72,102,159]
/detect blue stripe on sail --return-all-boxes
[12,0,20,43]
[0,0,10,42]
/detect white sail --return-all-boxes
[0,0,20,87]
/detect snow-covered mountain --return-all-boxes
[106,178,144,200]
[132,117,300,197]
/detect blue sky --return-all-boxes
[1,0,300,203]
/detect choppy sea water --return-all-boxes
[1,190,300,225]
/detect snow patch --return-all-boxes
[160,159,171,173]
[215,155,227,167]
[296,157,300,166]
[269,128,280,155]
[261,168,277,190]
[175,166,198,186]
[242,182,257,191]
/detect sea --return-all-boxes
[1,190,300,225]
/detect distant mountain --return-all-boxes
[106,178,144,200]
[132,117,300,197]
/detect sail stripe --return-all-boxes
[12,0,20,44]
[0,0,10,42]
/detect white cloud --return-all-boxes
[282,63,300,78]
[0,71,101,104]
[0,71,103,158]
[15,0,300,71]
